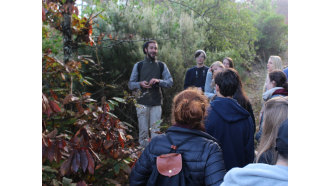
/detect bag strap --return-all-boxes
[165,133,195,153]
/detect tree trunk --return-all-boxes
[62,0,74,93]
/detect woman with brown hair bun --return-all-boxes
[130,88,226,186]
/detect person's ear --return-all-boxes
[215,84,220,93]
[271,80,276,87]
[144,47,147,54]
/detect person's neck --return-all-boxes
[196,64,204,68]
[216,92,232,98]
[276,158,288,167]
[146,55,156,62]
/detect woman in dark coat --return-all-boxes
[129,88,227,186]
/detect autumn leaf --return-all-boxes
[103,140,113,150]
[76,102,84,114]
[47,142,55,162]
[73,6,79,16]
[86,149,95,174]
[46,129,58,138]
[50,89,58,101]
[42,94,53,117]
[126,135,133,140]
[83,92,92,98]
[50,100,61,113]
[76,181,87,186]
[118,129,126,148]
[60,153,73,176]
[80,149,88,172]
[71,150,80,173]
[61,73,66,80]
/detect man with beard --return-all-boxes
[128,40,173,147]
[184,50,209,91]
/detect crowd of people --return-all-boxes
[128,40,288,186]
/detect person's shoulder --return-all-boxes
[135,60,145,66]
[188,66,197,70]
[156,60,165,64]
[185,66,196,74]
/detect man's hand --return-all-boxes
[140,81,151,88]
[148,78,160,86]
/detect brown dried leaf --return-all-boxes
[50,100,61,113]
[76,102,84,114]
[126,135,133,140]
[60,154,73,176]
[46,129,58,138]
[55,142,62,163]
[103,140,113,150]
[47,142,55,162]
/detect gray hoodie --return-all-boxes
[221,163,288,186]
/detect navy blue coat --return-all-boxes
[205,97,254,171]
[129,126,226,186]
[184,66,209,91]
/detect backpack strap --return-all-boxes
[137,61,143,82]
[165,133,196,153]
[158,62,164,79]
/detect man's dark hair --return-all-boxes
[142,40,158,54]
[194,50,206,59]
[215,68,240,97]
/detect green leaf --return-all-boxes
[61,118,77,125]
[108,102,114,111]
[42,165,59,173]
[72,13,78,20]
[121,121,134,128]
[111,97,126,104]
[113,163,120,175]
[62,177,74,186]
[108,100,118,107]
[83,79,93,86]
[106,112,118,119]
[99,14,105,20]
[52,179,61,186]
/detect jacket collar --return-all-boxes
[166,126,220,145]
[262,87,283,101]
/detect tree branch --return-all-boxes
[166,0,228,41]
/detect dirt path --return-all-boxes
[244,61,267,127]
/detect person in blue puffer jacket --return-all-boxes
[129,88,227,186]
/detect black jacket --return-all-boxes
[184,66,209,91]
[129,126,227,186]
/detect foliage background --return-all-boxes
[41,0,288,185]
